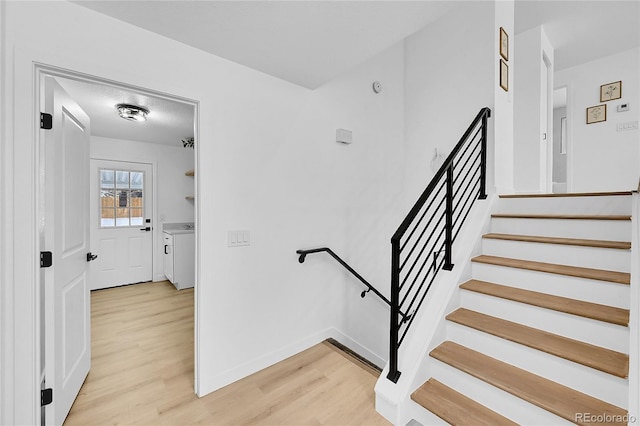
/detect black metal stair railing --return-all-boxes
[296,248,410,322]
[387,107,491,382]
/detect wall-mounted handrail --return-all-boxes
[296,248,410,322]
[387,107,491,383]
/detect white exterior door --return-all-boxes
[43,77,91,426]
[89,159,153,290]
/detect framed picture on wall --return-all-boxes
[600,81,622,102]
[500,27,508,60]
[586,104,607,124]
[500,59,508,91]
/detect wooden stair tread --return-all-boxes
[430,342,627,425]
[411,378,517,426]
[460,280,629,326]
[446,308,629,377]
[491,213,631,220]
[483,233,631,250]
[472,255,630,284]
[499,191,632,198]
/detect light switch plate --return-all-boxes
[228,230,250,247]
[617,121,638,132]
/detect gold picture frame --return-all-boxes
[500,59,508,92]
[500,27,509,61]
[586,104,607,124]
[600,81,622,102]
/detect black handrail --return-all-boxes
[387,107,491,383]
[296,248,410,322]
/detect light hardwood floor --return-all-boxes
[65,281,389,425]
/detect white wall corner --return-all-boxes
[330,328,386,370]
[199,328,335,397]
[514,25,555,193]
[493,0,515,195]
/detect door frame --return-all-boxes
[89,159,155,290]
[33,63,200,425]
[541,52,553,193]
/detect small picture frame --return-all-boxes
[586,104,607,124]
[499,27,509,61]
[500,59,508,92]
[600,81,622,102]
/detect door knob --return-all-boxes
[140,227,151,231]
[86,252,98,262]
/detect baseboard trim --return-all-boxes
[197,327,387,398]
[324,338,382,375]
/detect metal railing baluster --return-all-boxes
[387,107,491,383]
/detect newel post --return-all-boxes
[387,238,401,383]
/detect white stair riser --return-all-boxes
[495,196,632,216]
[460,291,629,353]
[481,239,630,273]
[490,218,631,241]
[429,359,574,425]
[406,400,448,426]
[471,263,630,309]
[446,323,628,408]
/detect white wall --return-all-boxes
[376,3,511,423]
[493,0,515,194]
[555,48,640,192]
[90,136,195,282]
[514,25,554,193]
[404,1,496,206]
[0,2,407,423]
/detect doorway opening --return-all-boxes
[552,86,568,193]
[36,64,199,425]
[541,52,553,193]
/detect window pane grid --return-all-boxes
[100,169,144,228]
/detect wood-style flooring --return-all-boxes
[65,281,388,425]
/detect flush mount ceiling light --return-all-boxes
[116,103,149,122]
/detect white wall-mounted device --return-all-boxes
[336,129,352,144]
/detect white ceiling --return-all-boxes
[74,0,640,88]
[515,0,639,71]
[65,0,639,145]
[73,0,463,89]
[56,77,195,146]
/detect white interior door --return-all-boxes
[43,77,91,426]
[89,159,153,290]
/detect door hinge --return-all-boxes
[40,251,53,268]
[41,388,53,406]
[40,113,52,130]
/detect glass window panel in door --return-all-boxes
[115,171,130,189]
[130,208,144,226]
[115,190,130,226]
[100,188,115,227]
[130,172,143,189]
[100,169,115,188]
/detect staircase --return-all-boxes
[410,192,633,425]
